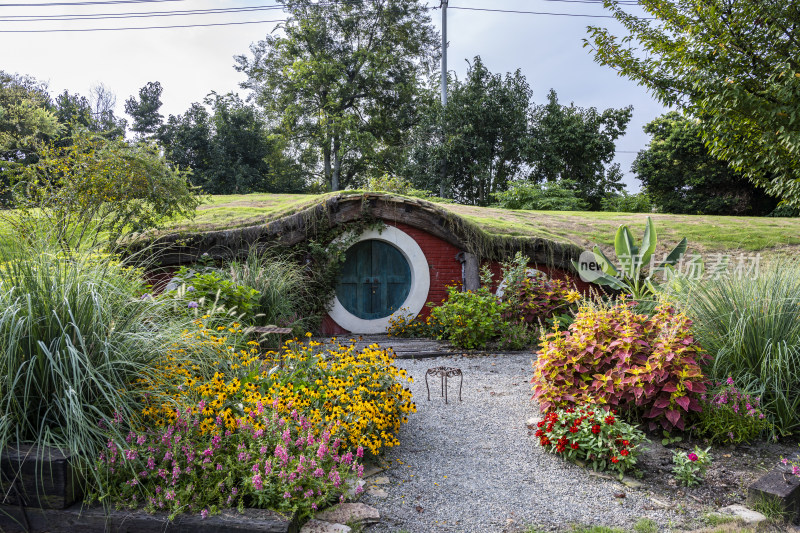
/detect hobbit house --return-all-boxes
[137,193,588,335]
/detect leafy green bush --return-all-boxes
[9,129,202,247]
[533,301,709,431]
[429,281,506,349]
[534,405,647,476]
[696,378,771,444]
[667,263,800,435]
[601,191,653,213]
[492,180,588,211]
[169,266,260,321]
[0,237,193,477]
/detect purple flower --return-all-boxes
[687,453,699,462]
[252,473,263,491]
[200,509,209,520]
[726,376,734,386]
[187,286,196,292]
[188,301,199,309]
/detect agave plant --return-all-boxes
[574,217,688,300]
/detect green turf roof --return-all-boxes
[164,192,800,262]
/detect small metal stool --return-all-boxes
[425,366,463,404]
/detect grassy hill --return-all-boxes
[165,192,800,262]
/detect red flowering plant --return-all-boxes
[534,405,647,477]
[532,300,709,431]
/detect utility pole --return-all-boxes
[439,0,448,198]
[441,0,448,108]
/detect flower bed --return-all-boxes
[91,322,415,520]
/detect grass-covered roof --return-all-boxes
[157,192,800,266]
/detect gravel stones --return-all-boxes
[361,353,693,532]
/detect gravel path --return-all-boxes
[361,353,691,533]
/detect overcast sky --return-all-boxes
[0,0,668,191]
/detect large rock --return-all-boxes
[300,520,351,533]
[719,504,767,525]
[315,503,380,526]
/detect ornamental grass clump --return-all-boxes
[92,402,362,520]
[532,300,709,431]
[0,236,195,482]
[534,406,646,477]
[227,246,306,330]
[696,377,771,444]
[665,262,800,435]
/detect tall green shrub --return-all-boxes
[668,263,800,435]
[0,237,193,477]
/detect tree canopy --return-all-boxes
[124,81,164,137]
[158,93,305,194]
[0,71,60,165]
[633,112,777,216]
[235,0,439,191]
[585,0,800,207]
[405,57,531,205]
[528,89,631,211]
[11,129,202,246]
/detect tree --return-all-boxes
[585,1,800,207]
[235,0,439,191]
[11,129,202,246]
[403,58,531,205]
[159,93,305,194]
[124,81,164,137]
[54,90,94,142]
[528,89,631,210]
[632,112,777,216]
[89,83,127,137]
[0,71,60,165]
[444,58,532,205]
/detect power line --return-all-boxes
[0,4,286,22]
[0,0,186,7]
[0,1,643,32]
[519,0,638,4]
[0,17,286,32]
[448,6,617,18]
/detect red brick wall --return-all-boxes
[320,221,589,335]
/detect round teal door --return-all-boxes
[335,240,412,320]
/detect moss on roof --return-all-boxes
[162,192,800,262]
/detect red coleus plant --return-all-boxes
[532,301,709,431]
[502,276,578,325]
[534,405,646,476]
